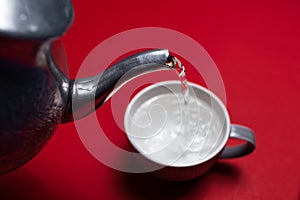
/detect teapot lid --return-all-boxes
[0,0,74,40]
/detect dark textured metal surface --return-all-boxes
[0,43,68,175]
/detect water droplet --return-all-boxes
[29,25,38,32]
[20,14,27,21]
[64,7,71,17]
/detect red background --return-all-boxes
[1,0,300,199]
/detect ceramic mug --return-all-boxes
[124,81,255,181]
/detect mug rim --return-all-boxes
[124,80,230,168]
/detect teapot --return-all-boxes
[0,0,175,174]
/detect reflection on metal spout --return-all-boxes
[62,49,174,123]
[103,63,172,104]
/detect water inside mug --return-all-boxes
[126,80,226,167]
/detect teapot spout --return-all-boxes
[62,49,175,122]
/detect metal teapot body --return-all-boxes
[0,38,69,174]
[0,0,174,174]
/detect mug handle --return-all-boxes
[221,124,256,158]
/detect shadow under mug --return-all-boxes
[124,81,256,181]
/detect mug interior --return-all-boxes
[124,81,230,167]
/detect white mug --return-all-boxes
[124,81,255,181]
